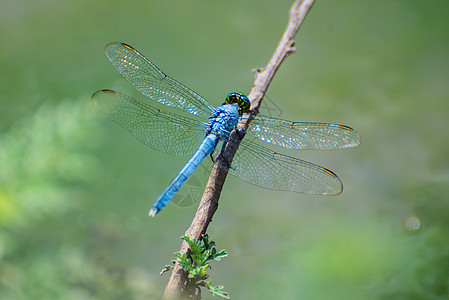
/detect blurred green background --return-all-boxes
[1,0,449,299]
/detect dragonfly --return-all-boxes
[92,42,361,217]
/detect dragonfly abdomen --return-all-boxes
[149,134,218,217]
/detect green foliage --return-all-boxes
[0,100,98,228]
[0,100,159,299]
[205,282,230,300]
[163,235,230,299]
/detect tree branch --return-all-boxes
[163,1,315,298]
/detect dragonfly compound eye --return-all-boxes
[238,94,250,114]
[225,92,250,114]
[225,92,239,104]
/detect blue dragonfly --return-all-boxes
[92,42,361,217]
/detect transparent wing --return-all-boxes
[246,115,361,150]
[92,90,343,194]
[230,138,343,195]
[92,89,205,156]
[104,42,215,119]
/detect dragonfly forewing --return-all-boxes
[246,115,361,150]
[105,42,215,120]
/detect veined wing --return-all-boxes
[246,115,361,150]
[104,42,215,120]
[230,138,342,195]
[92,89,205,156]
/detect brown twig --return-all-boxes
[162,0,315,298]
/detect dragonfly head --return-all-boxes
[225,92,250,115]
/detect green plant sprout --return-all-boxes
[161,235,230,299]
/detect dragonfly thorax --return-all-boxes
[205,104,240,141]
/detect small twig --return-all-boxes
[163,1,315,298]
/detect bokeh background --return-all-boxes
[1,0,449,299]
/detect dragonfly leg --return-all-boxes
[219,141,236,171]
[208,134,220,164]
[234,127,245,139]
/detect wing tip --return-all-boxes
[104,42,136,59]
[322,184,343,196]
[357,133,362,146]
[322,167,343,195]
[340,125,362,148]
[323,168,338,178]
[105,41,120,50]
[104,41,135,51]
[91,89,116,102]
[338,125,354,131]
[334,185,343,195]
[120,42,135,50]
